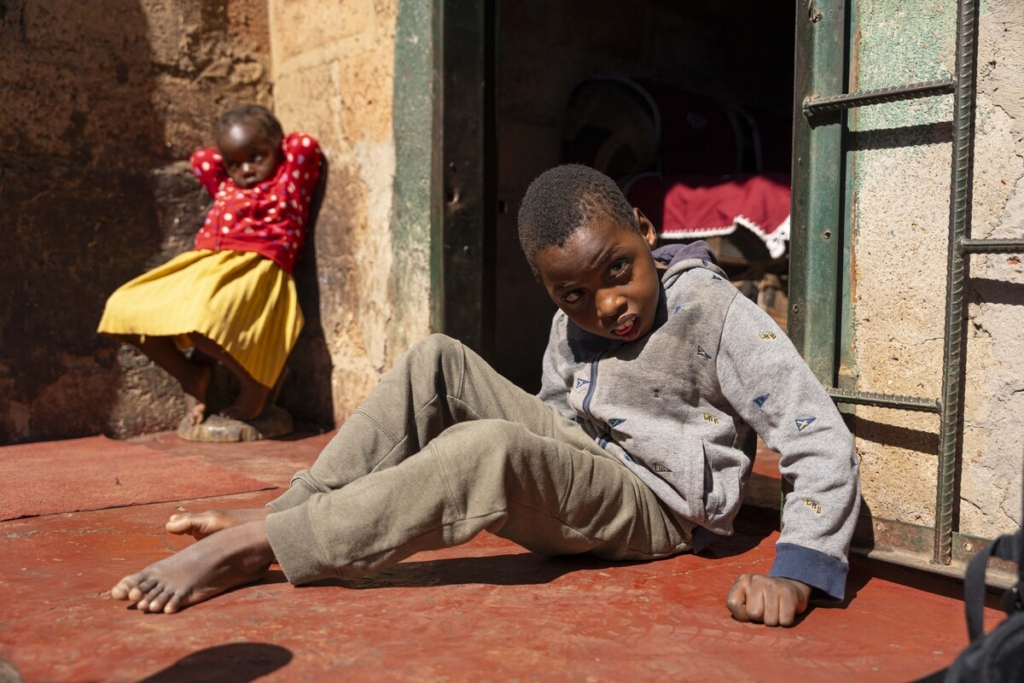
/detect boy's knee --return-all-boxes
[409,333,464,368]
[438,418,521,444]
[415,333,464,360]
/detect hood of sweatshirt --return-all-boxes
[652,240,729,288]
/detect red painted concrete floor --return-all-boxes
[0,430,1006,682]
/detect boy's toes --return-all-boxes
[128,577,158,602]
[162,592,186,614]
[110,580,132,600]
[138,585,167,612]
[146,589,175,614]
[111,574,151,601]
[166,511,226,539]
[165,513,196,534]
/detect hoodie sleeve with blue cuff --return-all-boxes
[715,293,860,600]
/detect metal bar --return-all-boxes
[439,0,497,357]
[851,515,1017,589]
[934,0,978,567]
[789,0,846,384]
[803,78,955,117]
[961,238,1024,254]
[395,0,445,341]
[834,0,859,425]
[827,388,941,413]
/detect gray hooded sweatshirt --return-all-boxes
[537,243,860,600]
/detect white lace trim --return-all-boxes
[658,214,790,259]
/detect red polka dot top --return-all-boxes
[190,132,323,275]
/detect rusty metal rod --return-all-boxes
[803,78,955,117]
[934,0,977,567]
[827,388,941,413]
[960,238,1024,254]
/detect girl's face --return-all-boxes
[216,120,282,189]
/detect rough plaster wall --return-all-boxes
[268,0,423,428]
[959,0,1024,535]
[851,0,1024,536]
[0,0,271,443]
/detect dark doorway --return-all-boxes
[489,1,796,392]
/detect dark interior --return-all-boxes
[492,0,796,391]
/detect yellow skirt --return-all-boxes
[97,250,303,388]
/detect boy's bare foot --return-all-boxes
[220,378,269,421]
[166,507,272,541]
[183,363,213,426]
[110,520,274,614]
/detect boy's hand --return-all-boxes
[726,574,811,627]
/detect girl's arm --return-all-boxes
[190,147,229,198]
[280,133,323,198]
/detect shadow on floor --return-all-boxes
[137,643,292,683]
[696,505,778,559]
[298,553,646,590]
[290,507,781,592]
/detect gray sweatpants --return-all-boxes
[264,334,694,585]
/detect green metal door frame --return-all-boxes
[437,0,497,358]
[391,0,496,360]
[789,0,847,385]
[391,0,442,353]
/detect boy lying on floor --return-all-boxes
[112,164,860,627]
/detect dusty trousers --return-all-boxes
[264,334,694,584]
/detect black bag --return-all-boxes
[938,527,1024,682]
[918,463,1024,683]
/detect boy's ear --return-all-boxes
[635,208,657,248]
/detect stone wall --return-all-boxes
[0,0,272,443]
[267,0,431,427]
[850,0,1024,536]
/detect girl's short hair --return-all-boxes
[214,104,284,143]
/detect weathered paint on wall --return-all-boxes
[1,0,272,443]
[850,0,1024,535]
[267,0,432,427]
[389,0,440,362]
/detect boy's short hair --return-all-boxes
[214,104,284,144]
[517,164,640,276]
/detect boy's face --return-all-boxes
[216,120,282,189]
[535,208,661,342]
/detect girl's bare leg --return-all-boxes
[115,334,212,425]
[187,333,270,421]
